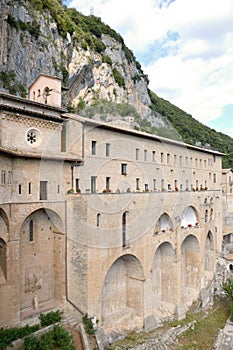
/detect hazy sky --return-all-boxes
[66,0,233,137]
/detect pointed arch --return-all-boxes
[181,235,200,306]
[19,208,64,314]
[181,206,198,227]
[204,231,215,274]
[152,242,177,318]
[156,213,173,232]
[102,254,144,329]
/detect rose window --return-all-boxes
[25,128,41,148]
[27,131,37,144]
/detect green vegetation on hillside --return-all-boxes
[149,90,233,168]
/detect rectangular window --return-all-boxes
[161,179,164,190]
[57,184,60,194]
[204,159,207,167]
[136,178,140,190]
[174,155,177,164]
[19,184,22,195]
[91,141,96,155]
[168,183,171,190]
[213,173,216,183]
[121,163,127,175]
[152,151,156,162]
[213,154,216,162]
[144,150,147,161]
[136,148,139,160]
[208,158,212,166]
[61,123,66,152]
[167,153,170,164]
[1,170,6,185]
[186,180,189,189]
[185,156,188,166]
[161,153,164,163]
[28,182,31,194]
[40,181,48,200]
[144,184,148,191]
[91,176,96,193]
[106,143,110,157]
[75,178,80,192]
[179,156,182,165]
[106,177,110,191]
[29,220,34,242]
[153,179,156,190]
[8,171,12,185]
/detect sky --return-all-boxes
[66,0,233,137]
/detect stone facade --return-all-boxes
[0,81,232,335]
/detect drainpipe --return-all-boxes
[65,200,84,316]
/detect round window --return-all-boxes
[26,128,41,148]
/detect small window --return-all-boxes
[19,184,22,195]
[174,155,177,164]
[152,151,156,162]
[29,220,34,242]
[75,178,80,192]
[161,179,164,190]
[97,213,100,227]
[121,163,127,175]
[136,178,140,190]
[144,150,147,161]
[122,212,127,248]
[213,173,216,183]
[167,153,170,164]
[8,171,12,185]
[153,179,156,190]
[91,141,96,155]
[57,184,60,194]
[1,170,6,185]
[136,148,139,161]
[28,182,31,194]
[40,181,48,200]
[106,177,110,191]
[161,153,164,163]
[210,208,213,222]
[91,176,96,193]
[144,184,148,191]
[180,156,182,165]
[213,154,216,162]
[106,143,110,157]
[205,210,208,222]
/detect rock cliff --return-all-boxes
[0,0,166,126]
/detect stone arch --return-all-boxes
[0,238,7,280]
[19,208,64,315]
[0,208,9,239]
[102,254,144,330]
[155,213,173,233]
[0,208,9,282]
[181,206,198,227]
[181,235,200,306]
[204,231,215,281]
[152,242,177,318]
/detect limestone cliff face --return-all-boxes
[0,0,163,123]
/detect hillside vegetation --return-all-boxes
[150,90,233,168]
